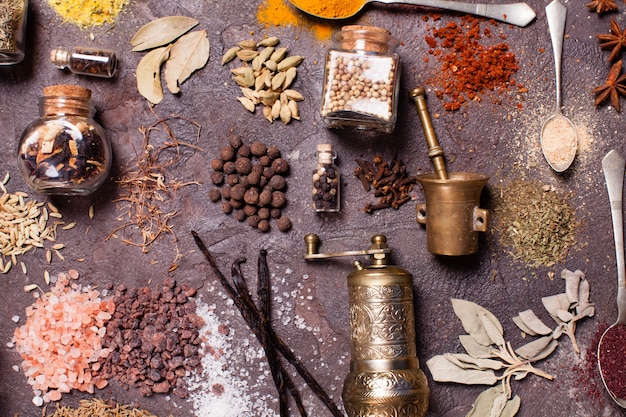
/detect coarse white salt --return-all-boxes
[11,315,20,323]
[188,301,279,417]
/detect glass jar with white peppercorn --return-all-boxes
[320,25,400,134]
[312,144,340,213]
[17,84,112,196]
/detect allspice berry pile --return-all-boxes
[208,137,292,232]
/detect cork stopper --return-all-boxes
[50,48,70,69]
[317,143,335,164]
[43,84,92,99]
[336,25,398,53]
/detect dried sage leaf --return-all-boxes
[556,309,574,322]
[459,334,496,359]
[136,45,172,104]
[444,353,503,371]
[541,293,570,321]
[578,277,590,306]
[465,386,505,417]
[515,336,557,361]
[480,312,505,347]
[517,309,552,335]
[131,16,198,52]
[165,30,210,94]
[562,268,582,303]
[500,395,521,417]
[512,315,537,336]
[452,299,503,347]
[426,355,498,385]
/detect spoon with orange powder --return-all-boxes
[288,0,536,26]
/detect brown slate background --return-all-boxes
[0,0,625,416]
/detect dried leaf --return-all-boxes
[460,334,496,359]
[131,16,198,51]
[517,309,553,335]
[541,293,571,321]
[451,299,503,347]
[136,45,172,104]
[465,386,506,417]
[444,353,504,370]
[165,30,210,94]
[490,393,508,417]
[577,304,595,318]
[552,323,565,339]
[500,395,521,417]
[512,315,537,336]
[515,336,557,361]
[480,312,505,347]
[426,355,498,385]
[557,309,574,322]
[562,268,582,303]
[578,278,590,306]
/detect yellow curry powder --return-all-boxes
[288,0,362,19]
[48,0,129,27]
[256,0,335,40]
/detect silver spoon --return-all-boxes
[540,0,577,173]
[599,149,626,409]
[288,0,536,27]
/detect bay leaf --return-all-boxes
[517,309,552,335]
[136,45,172,104]
[515,336,557,361]
[480,311,505,347]
[131,16,198,51]
[512,315,537,336]
[426,355,498,385]
[451,299,503,347]
[460,334,496,359]
[465,386,504,417]
[164,30,210,94]
[444,353,504,370]
[541,293,571,321]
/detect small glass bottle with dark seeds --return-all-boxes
[320,25,400,133]
[50,46,117,78]
[312,143,340,213]
[17,84,112,196]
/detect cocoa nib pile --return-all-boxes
[98,279,204,398]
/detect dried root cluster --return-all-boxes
[222,36,304,124]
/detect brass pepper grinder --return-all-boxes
[304,234,430,417]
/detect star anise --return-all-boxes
[593,59,626,111]
[586,0,619,14]
[597,18,626,62]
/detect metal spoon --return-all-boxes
[599,149,626,409]
[288,0,536,27]
[540,0,577,173]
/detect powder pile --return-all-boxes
[256,0,334,40]
[12,270,114,405]
[424,15,521,111]
[47,0,129,27]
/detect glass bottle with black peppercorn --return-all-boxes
[17,84,112,196]
[50,46,117,78]
[312,144,340,213]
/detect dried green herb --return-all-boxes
[492,181,577,267]
[0,0,23,52]
[427,269,594,417]
[42,398,172,416]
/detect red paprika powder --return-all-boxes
[598,325,626,400]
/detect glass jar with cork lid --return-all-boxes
[17,84,112,196]
[312,143,340,213]
[320,25,401,133]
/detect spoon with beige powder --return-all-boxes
[540,0,577,173]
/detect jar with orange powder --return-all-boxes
[320,25,401,134]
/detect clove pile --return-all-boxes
[192,231,343,417]
[354,154,416,213]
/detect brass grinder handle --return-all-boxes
[409,87,448,180]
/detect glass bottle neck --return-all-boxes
[39,96,95,117]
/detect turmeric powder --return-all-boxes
[288,0,363,19]
[256,0,336,40]
[47,0,129,27]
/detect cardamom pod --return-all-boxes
[288,99,300,120]
[241,87,258,103]
[270,47,288,63]
[221,46,241,65]
[258,36,279,47]
[264,60,278,72]
[271,72,286,91]
[271,99,281,120]
[283,89,304,101]
[282,66,297,89]
[230,66,248,76]
[238,39,257,50]
[263,105,273,123]
[233,75,252,88]
[257,46,274,66]
[243,67,255,87]
[237,96,256,112]
[280,101,292,124]
[264,71,273,88]
[277,55,303,71]
[252,55,261,70]
[255,71,266,91]
[236,49,258,62]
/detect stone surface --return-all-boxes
[0,0,623,416]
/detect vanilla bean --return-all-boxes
[192,232,343,417]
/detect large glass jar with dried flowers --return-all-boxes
[17,85,112,196]
[0,0,28,64]
[320,25,401,133]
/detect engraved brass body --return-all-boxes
[410,87,489,256]
[304,234,430,417]
[416,172,489,256]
